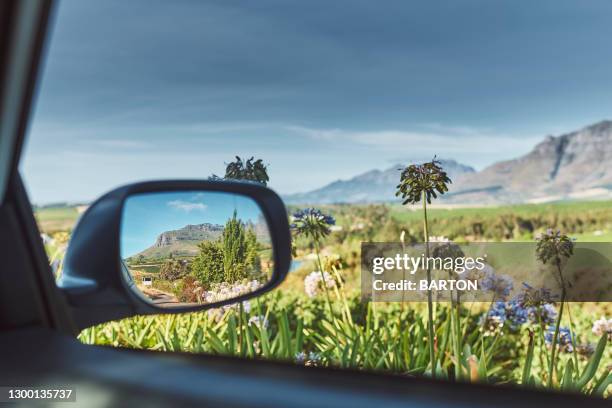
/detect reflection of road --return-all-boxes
[139,287,179,306]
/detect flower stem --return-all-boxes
[547,291,565,387]
[314,240,335,321]
[547,261,566,388]
[423,191,436,378]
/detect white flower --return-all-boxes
[249,280,261,292]
[592,316,612,339]
[248,315,268,329]
[200,279,263,320]
[304,271,336,298]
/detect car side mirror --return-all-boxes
[58,180,291,330]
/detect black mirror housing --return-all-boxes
[58,180,291,330]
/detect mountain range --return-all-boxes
[283,120,612,205]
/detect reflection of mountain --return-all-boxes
[153,223,224,248]
[131,219,270,260]
[134,223,224,260]
[284,121,612,205]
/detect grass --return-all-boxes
[37,201,612,397]
[390,200,612,222]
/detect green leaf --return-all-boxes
[575,333,608,390]
[521,333,535,385]
[561,359,575,391]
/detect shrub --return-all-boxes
[159,259,188,281]
[191,240,225,285]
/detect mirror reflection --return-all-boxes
[121,191,273,308]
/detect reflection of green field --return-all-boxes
[130,264,161,274]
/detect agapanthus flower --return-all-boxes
[592,316,612,340]
[479,301,506,335]
[294,352,307,364]
[431,240,464,261]
[481,272,514,300]
[514,283,557,308]
[481,300,529,333]
[504,300,529,328]
[535,229,574,265]
[545,326,574,353]
[576,343,595,358]
[248,315,269,329]
[527,303,557,326]
[295,351,322,366]
[304,271,336,298]
[290,208,336,241]
[202,280,263,321]
[461,263,495,283]
[395,158,452,205]
[305,352,322,367]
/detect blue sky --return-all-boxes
[121,191,263,257]
[20,0,612,204]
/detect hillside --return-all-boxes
[132,223,224,260]
[130,219,270,261]
[283,159,475,204]
[284,121,612,205]
[446,120,612,204]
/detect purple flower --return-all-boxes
[527,303,557,326]
[515,282,557,308]
[481,300,530,332]
[505,300,529,327]
[290,208,336,241]
[481,272,514,300]
[545,326,574,353]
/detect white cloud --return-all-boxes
[284,124,541,162]
[167,200,207,212]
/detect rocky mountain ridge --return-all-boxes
[284,121,612,205]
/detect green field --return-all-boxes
[37,200,612,397]
[35,206,81,233]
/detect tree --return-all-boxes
[191,240,225,285]
[224,156,269,185]
[159,259,187,281]
[245,228,262,276]
[222,211,247,282]
[190,213,262,285]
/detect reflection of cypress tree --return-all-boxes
[191,241,224,284]
[191,211,261,284]
[245,229,261,275]
[223,210,247,282]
